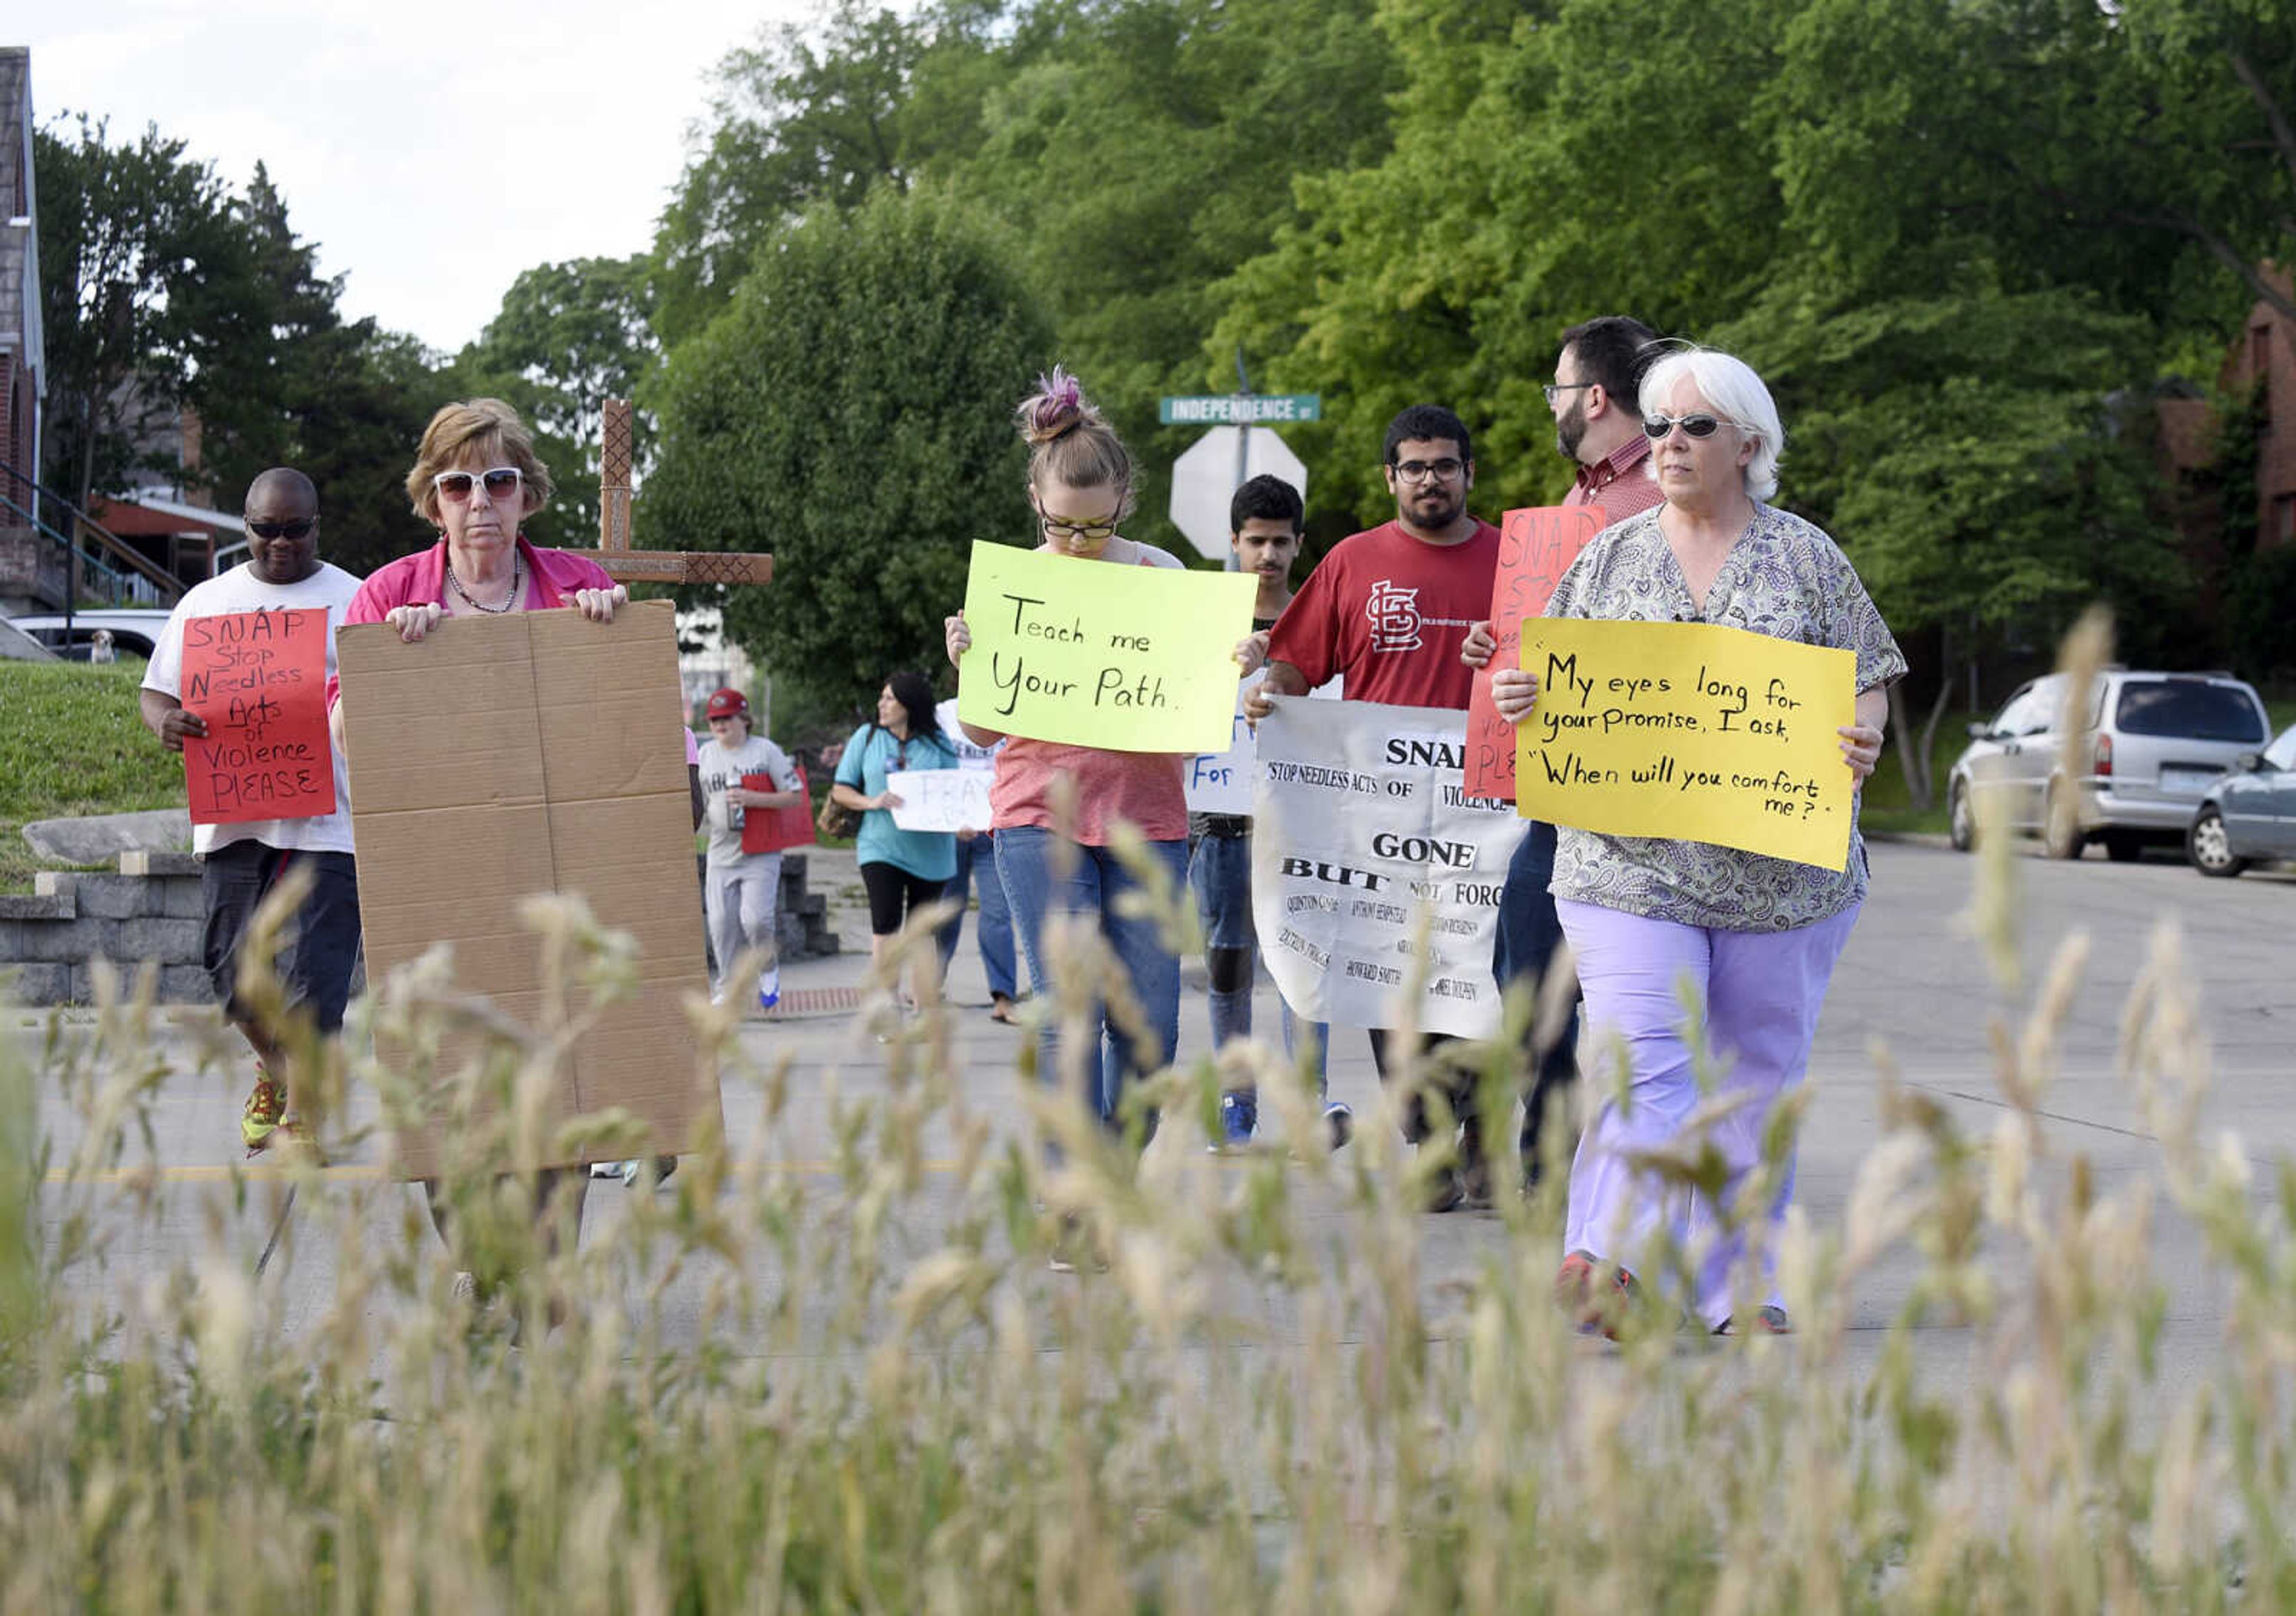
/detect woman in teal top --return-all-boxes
[831,669,961,1010]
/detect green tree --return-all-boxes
[174,164,441,575]
[643,191,1052,724]
[934,0,1396,558]
[451,255,660,548]
[662,0,1397,559]
[1212,0,1801,548]
[32,117,243,516]
[653,0,970,347]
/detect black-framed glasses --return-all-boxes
[1392,458,1465,483]
[246,517,317,541]
[1033,492,1121,542]
[1644,413,1726,440]
[433,466,524,502]
[1542,382,1596,408]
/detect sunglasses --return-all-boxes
[246,517,317,541]
[1644,414,1726,440]
[432,466,524,502]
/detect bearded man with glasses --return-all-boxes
[1247,403,1504,1211]
[1464,316,1663,1197]
[141,467,366,1156]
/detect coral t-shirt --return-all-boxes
[987,548,1189,844]
[1267,519,1501,709]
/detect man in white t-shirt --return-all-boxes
[695,686,804,1010]
[139,468,364,1154]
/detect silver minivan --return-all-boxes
[1947,670,2271,860]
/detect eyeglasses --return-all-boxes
[433,466,524,502]
[1644,414,1726,440]
[1542,382,1596,408]
[246,517,317,541]
[1392,458,1465,483]
[1034,493,1121,542]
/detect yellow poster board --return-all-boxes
[958,544,1257,752]
[1514,619,1858,870]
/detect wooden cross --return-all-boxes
[590,398,775,587]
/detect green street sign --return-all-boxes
[1159,394,1322,426]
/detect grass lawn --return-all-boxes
[0,661,187,892]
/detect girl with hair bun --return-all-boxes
[944,368,1217,1187]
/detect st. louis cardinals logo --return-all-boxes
[1365,581,1422,653]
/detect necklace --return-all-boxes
[446,554,523,614]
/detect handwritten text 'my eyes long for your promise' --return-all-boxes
[1532,653,1805,745]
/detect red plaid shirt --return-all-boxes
[1565,433,1665,528]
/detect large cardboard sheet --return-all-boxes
[338,601,718,1179]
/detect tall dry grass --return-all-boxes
[4,622,2291,1610]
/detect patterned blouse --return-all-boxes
[1544,503,1907,931]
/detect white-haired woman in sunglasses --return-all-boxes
[1488,347,1904,1338]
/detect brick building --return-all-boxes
[2224,286,2296,551]
[0,46,44,525]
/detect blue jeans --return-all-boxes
[936,831,1019,999]
[1185,830,1329,1094]
[1491,819,1581,1164]
[996,827,1186,1138]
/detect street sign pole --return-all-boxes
[1228,351,1251,570]
[1161,366,1322,564]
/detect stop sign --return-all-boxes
[1168,427,1309,560]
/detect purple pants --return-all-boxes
[1557,898,1861,1329]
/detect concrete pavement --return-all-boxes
[11,839,2292,1379]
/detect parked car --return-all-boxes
[2,608,173,661]
[1946,670,2271,861]
[2187,724,2296,877]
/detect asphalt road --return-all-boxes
[12,839,2291,1375]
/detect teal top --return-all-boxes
[835,722,960,880]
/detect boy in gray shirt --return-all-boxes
[696,687,804,1009]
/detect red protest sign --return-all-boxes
[741,765,817,853]
[181,608,338,825]
[1464,505,1605,803]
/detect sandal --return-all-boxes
[1713,1304,1791,1337]
[1556,1250,1638,1338]
[988,995,1015,1023]
[242,1072,286,1154]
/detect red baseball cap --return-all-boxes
[704,688,749,721]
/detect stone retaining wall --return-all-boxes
[1,850,839,1008]
[0,852,210,1005]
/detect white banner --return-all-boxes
[886,769,994,834]
[1251,700,1517,1038]
[1186,675,1259,814]
[1186,669,1339,816]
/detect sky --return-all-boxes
[20,1,819,354]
